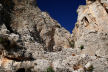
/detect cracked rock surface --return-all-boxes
[0,0,108,72]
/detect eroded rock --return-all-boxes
[0,0,108,72]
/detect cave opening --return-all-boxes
[16,68,25,72]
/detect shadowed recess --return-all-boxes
[16,68,25,72]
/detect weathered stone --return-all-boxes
[0,0,108,72]
[73,0,108,57]
[72,0,108,72]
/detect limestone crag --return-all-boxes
[0,0,73,72]
[72,0,108,57]
[0,0,108,72]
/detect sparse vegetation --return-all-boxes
[46,66,55,72]
[69,41,75,48]
[80,45,84,50]
[67,39,75,48]
[76,23,79,28]
[86,65,94,72]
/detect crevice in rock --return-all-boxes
[101,3,108,13]
[82,16,90,27]
[87,0,96,3]
[4,55,34,62]
[83,17,89,24]
[104,8,108,13]
[41,15,57,52]
[45,28,55,52]
[91,0,96,2]
[89,31,98,34]
[30,26,45,44]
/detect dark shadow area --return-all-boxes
[30,26,45,44]
[0,35,34,61]
[89,0,96,2]
[4,55,34,62]
[16,68,25,72]
[0,0,15,33]
[0,35,23,52]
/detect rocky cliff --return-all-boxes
[72,0,108,57]
[0,0,108,72]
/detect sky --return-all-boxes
[37,0,86,33]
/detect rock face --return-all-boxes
[72,0,108,57]
[0,0,108,72]
[0,0,73,72]
[0,0,72,55]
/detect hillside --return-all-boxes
[0,0,108,72]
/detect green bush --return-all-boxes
[46,66,55,72]
[86,65,94,72]
[80,45,84,50]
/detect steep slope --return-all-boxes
[0,0,74,72]
[71,0,108,72]
[72,0,108,57]
[0,0,108,72]
[0,0,72,59]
